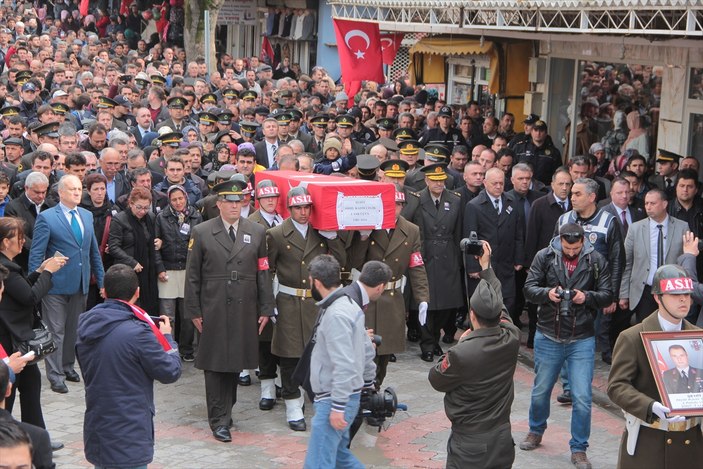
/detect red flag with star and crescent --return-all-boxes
[333,18,384,98]
[380,33,404,65]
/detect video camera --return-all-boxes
[359,387,406,430]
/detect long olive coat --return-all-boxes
[353,216,430,354]
[184,216,274,372]
[266,218,346,358]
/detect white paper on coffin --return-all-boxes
[335,192,384,229]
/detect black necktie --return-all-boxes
[621,210,629,234]
[666,178,672,190]
[229,225,236,243]
[494,199,500,214]
[435,199,440,211]
[559,201,566,213]
[657,224,664,267]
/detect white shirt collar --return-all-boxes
[356,280,370,307]
[657,312,683,332]
[292,219,308,238]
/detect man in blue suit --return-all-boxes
[29,175,105,393]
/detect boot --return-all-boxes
[285,395,306,431]
[259,379,276,410]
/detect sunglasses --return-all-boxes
[560,233,583,244]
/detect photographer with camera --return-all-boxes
[522,223,613,469]
[428,240,520,468]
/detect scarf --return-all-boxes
[168,202,190,226]
[115,300,172,351]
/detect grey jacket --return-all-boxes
[309,287,376,412]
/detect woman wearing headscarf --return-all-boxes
[154,185,202,361]
[622,111,650,161]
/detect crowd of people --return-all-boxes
[0,1,698,469]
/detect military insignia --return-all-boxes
[545,149,551,156]
[409,251,424,267]
[588,232,598,244]
[17,164,23,172]
[188,238,194,250]
[434,166,442,173]
[691,340,701,352]
[392,164,400,171]
[440,353,450,372]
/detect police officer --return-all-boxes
[512,120,562,185]
[608,264,703,468]
[418,106,465,152]
[429,241,520,468]
[351,185,430,385]
[266,186,346,431]
[184,177,275,443]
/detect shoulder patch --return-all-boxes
[439,353,450,372]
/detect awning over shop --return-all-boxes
[408,37,499,93]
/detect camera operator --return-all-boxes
[521,222,613,469]
[428,240,520,468]
[303,255,382,469]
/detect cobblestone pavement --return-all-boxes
[32,330,624,469]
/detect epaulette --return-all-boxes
[408,191,420,198]
[450,191,462,198]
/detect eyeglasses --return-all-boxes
[132,204,150,212]
[560,233,583,243]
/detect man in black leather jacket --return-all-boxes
[521,223,612,469]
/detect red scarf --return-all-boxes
[116,300,172,352]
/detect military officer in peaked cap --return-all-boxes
[184,177,275,444]
[266,186,346,432]
[413,163,465,361]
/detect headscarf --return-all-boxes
[167,184,189,224]
[623,111,647,150]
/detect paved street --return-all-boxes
[32,336,624,469]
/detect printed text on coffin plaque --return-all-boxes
[336,193,384,229]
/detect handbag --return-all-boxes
[16,316,56,363]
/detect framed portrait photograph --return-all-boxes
[641,331,703,417]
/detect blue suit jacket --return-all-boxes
[29,204,104,295]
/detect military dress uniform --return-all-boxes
[184,180,275,440]
[352,215,430,385]
[412,164,465,359]
[608,312,703,468]
[266,207,346,429]
[247,180,285,411]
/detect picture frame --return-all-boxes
[641,330,703,417]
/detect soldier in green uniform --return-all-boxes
[351,185,430,385]
[608,264,703,468]
[184,178,275,443]
[248,179,284,411]
[266,186,346,431]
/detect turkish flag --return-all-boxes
[333,19,384,85]
[261,36,276,68]
[656,347,668,374]
[380,33,404,65]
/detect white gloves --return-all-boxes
[418,302,428,326]
[319,230,338,240]
[652,402,686,425]
[270,307,278,325]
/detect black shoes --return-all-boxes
[259,398,275,411]
[420,352,434,362]
[51,441,64,451]
[288,419,306,431]
[442,335,455,344]
[389,354,396,363]
[407,329,421,342]
[51,383,68,394]
[65,370,80,382]
[433,345,443,356]
[557,390,573,404]
[182,353,195,362]
[213,425,232,442]
[238,375,251,386]
[601,352,612,365]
